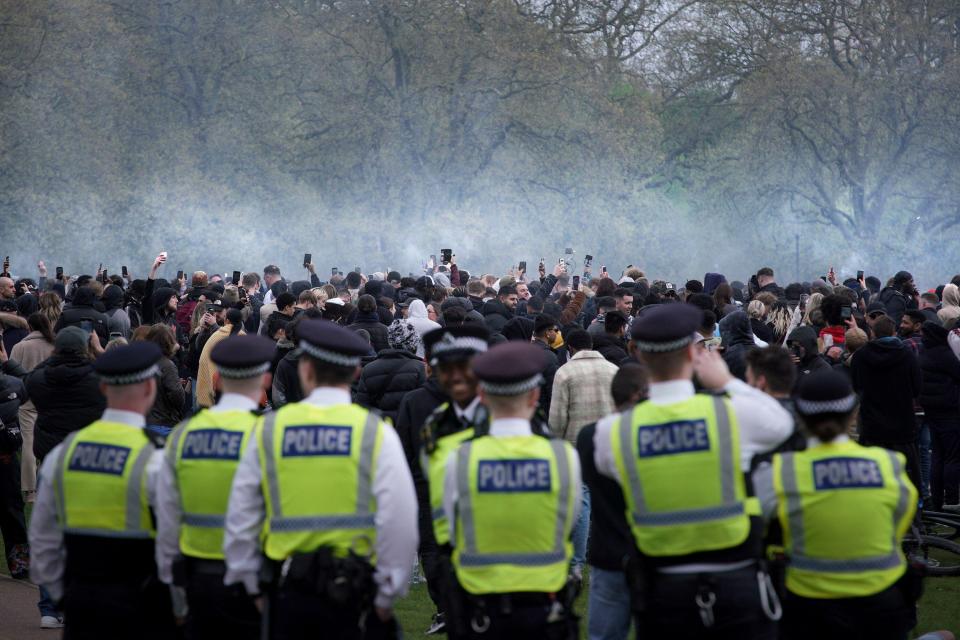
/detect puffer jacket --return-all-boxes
[27,353,105,461]
[55,287,109,346]
[919,322,960,418]
[355,350,426,425]
[0,368,26,453]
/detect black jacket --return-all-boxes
[577,422,634,571]
[719,312,755,381]
[481,299,514,334]
[394,378,448,472]
[919,322,960,418]
[147,357,185,428]
[0,367,27,453]
[355,350,426,425]
[787,325,832,378]
[850,337,921,443]
[348,314,390,354]
[55,288,110,346]
[592,333,628,366]
[757,282,784,299]
[878,287,916,326]
[27,354,106,461]
[271,349,303,409]
[531,339,560,416]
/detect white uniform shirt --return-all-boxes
[29,409,164,602]
[453,396,482,425]
[155,393,259,584]
[594,378,794,477]
[222,387,418,609]
[442,418,582,544]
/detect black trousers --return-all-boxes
[859,438,922,495]
[0,452,27,571]
[184,562,259,640]
[63,577,175,640]
[266,588,365,640]
[637,567,776,640]
[448,598,577,640]
[782,583,914,640]
[929,418,960,509]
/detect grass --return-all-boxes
[4,508,958,638]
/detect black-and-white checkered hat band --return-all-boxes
[796,394,858,415]
[99,364,160,386]
[480,373,543,396]
[217,362,271,380]
[298,342,362,367]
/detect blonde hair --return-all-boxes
[746,300,766,320]
[803,293,824,325]
[40,292,62,327]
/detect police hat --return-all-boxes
[211,334,276,379]
[795,370,857,416]
[296,319,369,367]
[94,342,163,385]
[423,325,489,366]
[472,342,546,396]
[630,303,703,352]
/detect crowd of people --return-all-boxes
[0,252,958,640]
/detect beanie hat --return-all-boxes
[55,326,89,354]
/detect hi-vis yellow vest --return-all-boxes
[772,440,916,599]
[258,402,383,561]
[422,424,476,545]
[611,395,752,557]
[452,435,576,595]
[55,421,155,538]
[166,409,260,559]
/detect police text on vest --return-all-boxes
[182,428,244,460]
[282,425,352,457]
[477,459,551,492]
[637,420,710,458]
[813,457,884,490]
[69,444,131,475]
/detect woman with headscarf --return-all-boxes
[100,284,131,339]
[354,320,427,424]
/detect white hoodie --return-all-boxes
[407,299,441,357]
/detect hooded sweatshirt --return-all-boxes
[406,300,441,351]
[938,283,960,326]
[850,336,921,443]
[719,311,754,381]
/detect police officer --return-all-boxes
[443,341,581,639]
[418,325,490,634]
[754,371,918,639]
[155,334,276,638]
[594,303,793,639]
[29,342,175,639]
[223,319,418,639]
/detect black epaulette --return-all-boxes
[143,428,167,449]
[420,402,452,455]
[530,406,555,439]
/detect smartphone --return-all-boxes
[518,261,527,272]
[821,275,829,282]
[331,267,338,276]
[303,253,311,268]
[841,306,852,319]
[799,293,810,310]
[232,270,241,284]
[205,303,218,314]
[558,257,565,266]
[441,249,452,264]
[102,269,110,284]
[822,333,834,349]
[857,270,864,281]
[572,275,580,290]
[56,266,63,279]
[564,247,573,255]
[601,265,607,275]
[429,254,437,267]
[79,319,94,334]
[176,270,184,281]
[584,254,593,268]
[122,265,128,277]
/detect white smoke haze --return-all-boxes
[2,1,958,290]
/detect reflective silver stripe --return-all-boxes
[261,412,282,517]
[125,442,155,532]
[432,507,446,522]
[53,432,81,527]
[269,514,376,532]
[355,412,379,515]
[618,407,646,512]
[790,552,902,573]
[634,502,745,526]
[888,451,910,552]
[182,513,226,528]
[456,441,476,552]
[780,453,805,557]
[459,551,567,567]
[625,401,742,525]
[63,527,153,539]
[551,439,571,551]
[713,396,735,503]
[166,419,191,466]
